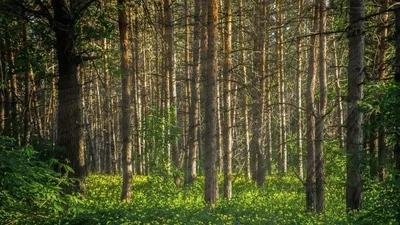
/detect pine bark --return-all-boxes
[204,0,219,205]
[223,0,232,199]
[315,0,327,213]
[187,0,201,184]
[306,1,318,212]
[276,0,287,175]
[296,0,304,180]
[346,0,365,211]
[119,0,133,201]
[52,0,85,193]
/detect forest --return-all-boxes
[0,0,399,224]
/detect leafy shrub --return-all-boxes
[0,136,81,224]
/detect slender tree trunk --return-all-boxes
[239,0,250,179]
[22,23,31,145]
[333,40,344,149]
[346,0,365,211]
[163,0,179,186]
[373,0,389,181]
[315,0,327,213]
[296,0,304,180]
[199,0,208,177]
[7,46,19,143]
[0,39,6,134]
[187,0,201,184]
[276,0,287,175]
[204,0,219,205]
[306,1,318,212]
[394,0,400,179]
[223,0,232,199]
[264,4,272,176]
[119,0,133,201]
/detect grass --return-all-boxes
[53,174,358,225]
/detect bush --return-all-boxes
[0,136,81,224]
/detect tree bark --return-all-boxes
[315,0,327,213]
[204,0,219,205]
[239,0,250,179]
[52,0,85,193]
[306,1,318,212]
[22,23,32,146]
[187,0,201,185]
[276,0,287,175]
[223,0,232,199]
[296,0,304,180]
[346,0,365,211]
[118,0,133,201]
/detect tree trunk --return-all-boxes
[223,0,232,199]
[52,0,85,193]
[346,0,365,211]
[276,0,287,175]
[163,0,180,186]
[265,4,272,176]
[306,1,318,212]
[22,23,31,146]
[204,0,219,205]
[333,40,344,149]
[315,0,327,213]
[296,0,304,180]
[118,0,133,201]
[187,0,201,185]
[239,0,250,179]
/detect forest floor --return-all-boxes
[51,173,398,225]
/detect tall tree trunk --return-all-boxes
[163,0,180,186]
[199,0,208,177]
[333,40,344,149]
[52,0,85,193]
[346,0,365,211]
[315,0,327,213]
[264,4,272,176]
[394,0,400,179]
[306,1,318,212]
[223,0,232,199]
[7,46,19,143]
[22,23,31,145]
[204,0,219,205]
[119,0,133,201]
[373,0,389,181]
[276,0,287,175]
[239,0,250,179]
[187,0,201,185]
[296,0,304,180]
[250,0,265,183]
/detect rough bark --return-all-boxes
[52,0,86,193]
[346,0,365,211]
[315,0,327,213]
[163,0,180,187]
[187,0,201,185]
[118,0,133,201]
[204,0,218,205]
[223,0,232,199]
[306,1,318,212]
[296,0,304,180]
[276,0,287,175]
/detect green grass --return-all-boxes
[42,174,395,225]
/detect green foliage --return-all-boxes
[0,136,81,224]
[140,106,181,177]
[355,178,400,224]
[42,172,396,225]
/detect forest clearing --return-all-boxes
[0,0,400,224]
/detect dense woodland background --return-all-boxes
[0,0,400,224]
